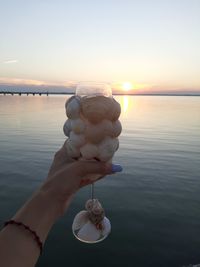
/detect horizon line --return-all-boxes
[1,91,200,97]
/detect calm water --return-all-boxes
[0,95,200,267]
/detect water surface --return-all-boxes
[0,95,200,267]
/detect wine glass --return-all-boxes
[72,82,113,243]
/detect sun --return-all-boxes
[122,82,133,91]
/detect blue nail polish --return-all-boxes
[112,164,123,173]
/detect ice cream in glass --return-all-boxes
[63,82,122,243]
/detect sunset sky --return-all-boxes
[0,0,200,94]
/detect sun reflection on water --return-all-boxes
[123,95,129,113]
[116,95,133,117]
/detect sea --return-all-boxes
[0,95,200,267]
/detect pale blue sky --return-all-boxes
[0,0,200,92]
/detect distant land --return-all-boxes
[0,84,200,96]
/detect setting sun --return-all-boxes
[122,82,133,91]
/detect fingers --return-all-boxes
[55,140,73,161]
[79,174,104,187]
[47,141,75,178]
[73,161,113,176]
[77,162,122,188]
[79,178,92,187]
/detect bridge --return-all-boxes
[0,91,73,96]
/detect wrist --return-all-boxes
[39,179,74,218]
[36,187,62,220]
[13,188,62,242]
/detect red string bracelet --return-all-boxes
[4,220,43,255]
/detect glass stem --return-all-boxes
[90,183,94,200]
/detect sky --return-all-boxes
[0,0,200,94]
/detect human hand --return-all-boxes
[0,141,122,267]
[40,141,121,217]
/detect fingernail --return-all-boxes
[111,164,123,173]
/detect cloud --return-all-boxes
[0,77,45,86]
[0,77,77,87]
[0,77,78,93]
[3,60,18,64]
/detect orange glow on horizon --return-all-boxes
[122,82,133,91]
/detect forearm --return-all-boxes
[0,147,115,267]
[0,189,62,267]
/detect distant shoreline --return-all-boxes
[0,91,200,97]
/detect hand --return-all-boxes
[40,141,114,216]
[0,141,122,267]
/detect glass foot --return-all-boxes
[72,199,111,243]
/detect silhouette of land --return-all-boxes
[0,90,200,96]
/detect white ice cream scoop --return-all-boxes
[64,95,121,164]
[71,118,85,134]
[65,139,80,158]
[63,119,72,137]
[85,119,113,143]
[80,143,99,160]
[69,131,86,147]
[98,137,119,161]
[108,98,121,121]
[81,96,114,123]
[65,96,81,119]
[112,120,122,137]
